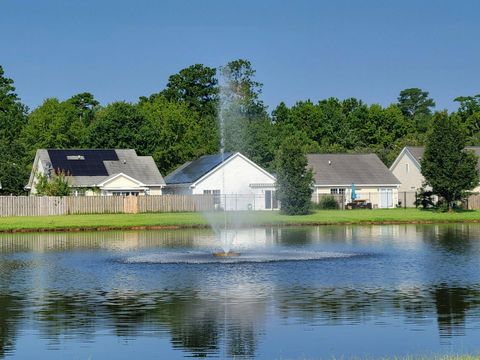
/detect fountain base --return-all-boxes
[213,251,240,257]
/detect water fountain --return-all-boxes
[210,64,242,258]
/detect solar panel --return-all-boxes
[47,149,118,176]
[166,152,234,184]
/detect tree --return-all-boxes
[141,64,220,155]
[218,59,272,167]
[21,95,94,157]
[35,171,71,196]
[275,134,314,215]
[160,64,218,116]
[397,88,435,133]
[397,88,435,118]
[138,96,203,174]
[0,66,28,194]
[421,112,479,210]
[66,92,99,127]
[87,101,145,149]
[454,95,480,145]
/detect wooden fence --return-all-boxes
[0,195,215,217]
[466,194,480,210]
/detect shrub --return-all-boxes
[414,187,435,209]
[317,195,339,210]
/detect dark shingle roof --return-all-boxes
[406,146,480,170]
[405,147,425,165]
[165,152,234,185]
[307,153,400,186]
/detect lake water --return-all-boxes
[1,224,480,359]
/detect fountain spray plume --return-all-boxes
[203,63,249,256]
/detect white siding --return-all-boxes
[192,155,276,211]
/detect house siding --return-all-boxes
[313,186,399,209]
[391,151,424,192]
[166,154,277,211]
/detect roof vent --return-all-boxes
[328,160,332,165]
[67,155,85,160]
[123,160,127,164]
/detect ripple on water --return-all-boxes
[123,250,359,264]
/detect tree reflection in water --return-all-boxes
[0,224,479,358]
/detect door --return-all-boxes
[265,190,272,209]
[379,188,393,208]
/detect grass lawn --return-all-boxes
[0,208,479,232]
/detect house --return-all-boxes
[164,152,277,210]
[26,149,165,196]
[390,146,480,193]
[307,153,401,208]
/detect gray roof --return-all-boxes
[307,153,400,186]
[26,149,165,188]
[165,152,234,185]
[405,147,425,165]
[406,146,480,170]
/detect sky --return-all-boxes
[1,0,479,113]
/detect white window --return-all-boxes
[204,189,221,205]
[330,188,345,195]
[405,163,409,173]
[112,191,139,196]
[265,190,279,209]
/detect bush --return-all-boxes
[317,195,339,210]
[414,187,435,209]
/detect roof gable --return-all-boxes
[307,153,400,186]
[97,173,146,188]
[390,147,423,171]
[191,152,276,187]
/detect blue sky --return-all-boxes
[1,0,479,112]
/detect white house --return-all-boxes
[308,153,401,208]
[26,149,165,196]
[164,152,277,211]
[390,145,480,194]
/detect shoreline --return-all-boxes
[0,218,480,234]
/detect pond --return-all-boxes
[1,224,480,359]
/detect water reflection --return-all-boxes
[0,224,479,358]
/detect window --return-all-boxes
[405,163,409,173]
[330,188,345,195]
[112,191,139,196]
[204,189,221,205]
[265,190,279,210]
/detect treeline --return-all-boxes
[0,59,479,194]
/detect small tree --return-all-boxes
[421,112,479,210]
[276,134,314,215]
[414,186,435,209]
[35,171,71,196]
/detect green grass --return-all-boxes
[0,208,479,232]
